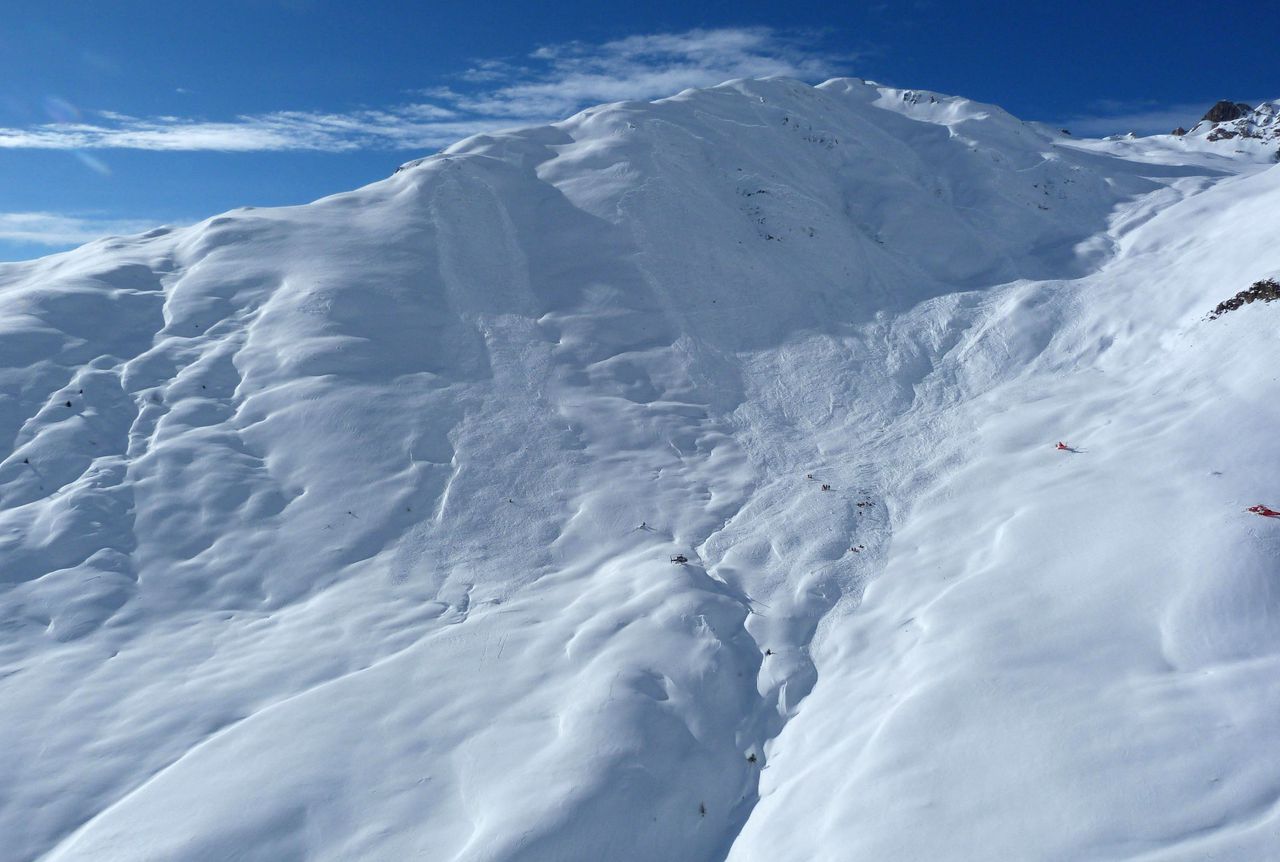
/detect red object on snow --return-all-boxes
[1247,505,1280,518]
[1055,442,1069,450]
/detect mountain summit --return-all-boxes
[1174,98,1280,152]
[2,77,1278,862]
[1202,99,1255,122]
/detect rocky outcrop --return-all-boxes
[1202,100,1254,123]
[1208,278,1280,319]
[1184,100,1280,153]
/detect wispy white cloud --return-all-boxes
[0,27,846,153]
[0,212,168,246]
[1055,100,1214,137]
[0,107,484,152]
[444,28,842,121]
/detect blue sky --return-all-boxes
[1,0,1275,261]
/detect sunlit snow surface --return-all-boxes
[1,78,1277,861]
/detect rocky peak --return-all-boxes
[1179,99,1280,153]
[1202,100,1253,123]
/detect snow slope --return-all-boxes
[1,78,1277,861]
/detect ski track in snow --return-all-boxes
[1,78,1278,861]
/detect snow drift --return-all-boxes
[1,78,1277,861]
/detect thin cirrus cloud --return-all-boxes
[0,28,846,154]
[436,28,842,121]
[0,212,166,246]
[1056,100,1227,137]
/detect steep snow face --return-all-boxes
[726,155,1280,862]
[1,77,1277,861]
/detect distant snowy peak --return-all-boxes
[1088,98,1280,166]
[1174,98,1280,146]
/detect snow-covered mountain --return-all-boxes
[1179,98,1280,145]
[1071,98,1280,168]
[2,78,1277,861]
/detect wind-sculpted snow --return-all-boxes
[1,77,1277,861]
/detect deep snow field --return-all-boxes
[1,78,1277,861]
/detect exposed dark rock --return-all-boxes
[1202,100,1254,123]
[1208,278,1280,319]
[1171,126,1188,136]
